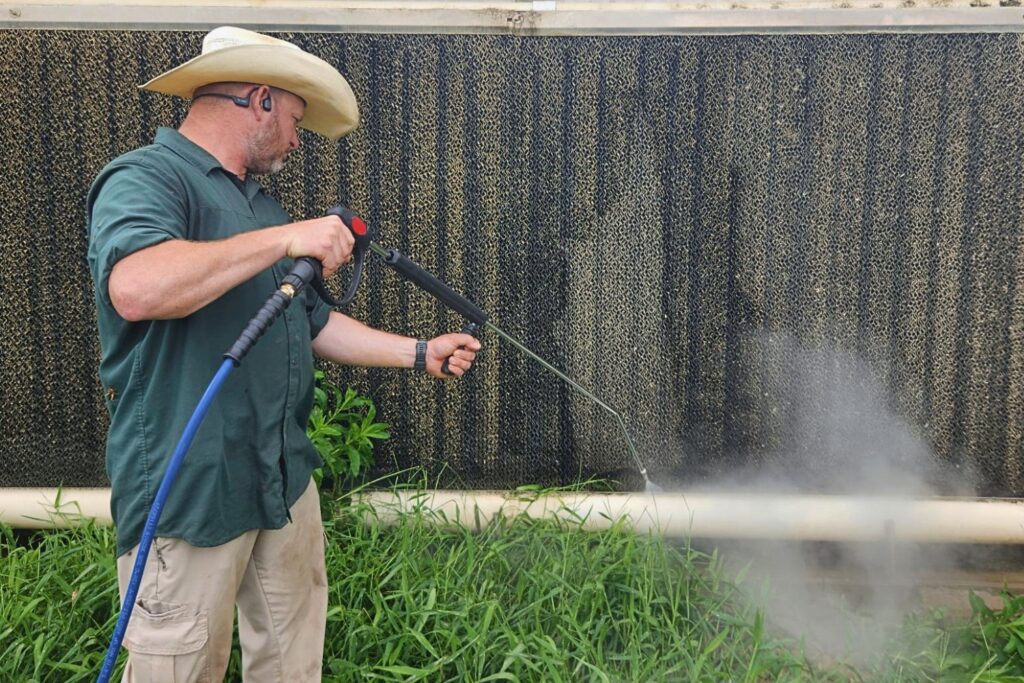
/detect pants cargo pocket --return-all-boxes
[123,599,209,683]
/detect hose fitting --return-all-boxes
[223,257,322,366]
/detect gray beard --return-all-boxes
[246,128,287,175]
[253,157,286,175]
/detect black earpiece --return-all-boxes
[193,85,271,112]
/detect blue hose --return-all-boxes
[96,358,236,683]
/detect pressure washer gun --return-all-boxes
[311,206,654,489]
[244,205,651,490]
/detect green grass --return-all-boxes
[323,505,824,682]
[2,499,1023,682]
[0,522,121,681]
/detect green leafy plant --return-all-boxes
[307,370,390,498]
[951,589,1024,677]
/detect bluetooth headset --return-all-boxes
[192,85,272,112]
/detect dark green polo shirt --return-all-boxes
[87,127,331,556]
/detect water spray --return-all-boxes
[97,205,656,681]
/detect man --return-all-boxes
[87,26,480,682]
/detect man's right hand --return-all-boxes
[282,215,355,279]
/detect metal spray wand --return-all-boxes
[366,241,661,493]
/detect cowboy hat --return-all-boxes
[140,26,359,140]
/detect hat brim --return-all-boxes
[140,44,359,141]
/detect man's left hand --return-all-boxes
[425,333,481,378]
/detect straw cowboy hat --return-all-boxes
[141,26,359,140]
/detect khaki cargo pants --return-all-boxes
[116,479,327,682]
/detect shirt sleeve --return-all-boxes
[305,289,332,340]
[87,158,189,307]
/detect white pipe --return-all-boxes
[0,488,113,529]
[357,490,1024,544]
[6,488,1024,544]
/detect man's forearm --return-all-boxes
[108,213,353,322]
[107,226,291,321]
[312,311,417,368]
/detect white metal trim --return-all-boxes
[2,4,1022,34]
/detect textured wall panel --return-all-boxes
[0,31,1021,495]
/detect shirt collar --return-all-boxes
[154,127,221,174]
[154,127,264,201]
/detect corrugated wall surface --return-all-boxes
[1,31,1022,494]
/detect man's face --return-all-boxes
[246,89,305,175]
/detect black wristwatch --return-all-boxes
[414,339,428,372]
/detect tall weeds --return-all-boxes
[2,507,1020,681]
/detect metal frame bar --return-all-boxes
[2,3,1022,34]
